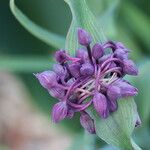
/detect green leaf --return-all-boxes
[10,0,65,49]
[134,60,150,125]
[68,132,96,150]
[121,2,150,49]
[64,0,106,55]
[0,55,53,73]
[88,97,141,150]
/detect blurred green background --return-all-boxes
[0,0,150,150]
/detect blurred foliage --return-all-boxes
[0,0,150,149]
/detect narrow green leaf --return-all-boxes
[88,98,141,150]
[134,60,150,125]
[64,0,106,55]
[0,55,53,73]
[10,0,65,49]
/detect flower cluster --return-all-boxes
[35,28,138,134]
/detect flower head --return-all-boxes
[35,28,138,134]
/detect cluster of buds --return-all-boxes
[35,28,138,134]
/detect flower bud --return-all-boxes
[35,71,57,89]
[48,87,65,99]
[123,59,138,76]
[107,85,121,101]
[113,79,138,97]
[114,48,128,60]
[108,100,118,112]
[80,63,94,76]
[92,43,104,59]
[55,50,68,63]
[80,112,95,134]
[52,102,68,123]
[53,64,66,77]
[68,63,81,78]
[78,28,92,46]
[76,48,88,63]
[93,92,109,118]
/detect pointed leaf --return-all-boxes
[88,97,141,150]
[64,0,106,55]
[10,0,65,49]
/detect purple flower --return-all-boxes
[35,71,57,89]
[107,85,121,101]
[78,28,92,46]
[52,102,68,123]
[68,63,81,78]
[123,59,138,75]
[35,28,139,133]
[80,63,94,76]
[92,43,104,60]
[93,92,109,118]
[80,112,95,134]
[112,80,138,97]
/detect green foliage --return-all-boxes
[10,0,65,49]
[88,98,141,150]
[64,0,106,55]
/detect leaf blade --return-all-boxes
[10,0,65,49]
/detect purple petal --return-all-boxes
[114,48,128,60]
[107,100,118,112]
[92,43,104,59]
[76,48,88,63]
[92,92,109,118]
[80,63,94,76]
[68,63,81,78]
[55,50,68,63]
[112,79,138,97]
[53,64,67,78]
[107,85,121,101]
[78,28,92,46]
[52,102,68,123]
[123,59,138,76]
[35,71,57,89]
[80,112,95,134]
[48,87,65,99]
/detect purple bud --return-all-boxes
[55,50,68,63]
[80,63,94,76]
[78,28,92,46]
[53,64,66,77]
[76,48,88,63]
[92,92,109,118]
[48,87,65,99]
[92,43,104,59]
[115,42,125,49]
[68,63,81,78]
[80,112,95,134]
[113,79,138,97]
[107,100,118,112]
[107,85,121,101]
[114,48,128,60]
[52,102,68,123]
[123,59,138,76]
[35,71,57,89]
